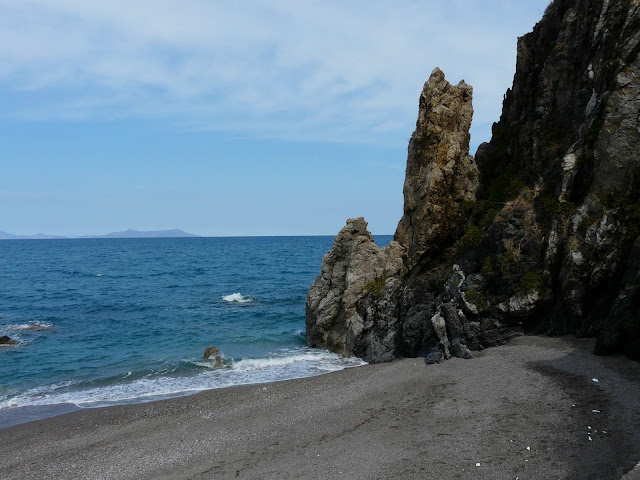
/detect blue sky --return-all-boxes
[0,0,550,236]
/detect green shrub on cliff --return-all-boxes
[518,271,545,294]
[464,289,489,310]
[362,275,386,298]
[487,161,526,203]
[456,225,483,253]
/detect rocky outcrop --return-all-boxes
[472,0,640,357]
[307,70,483,363]
[307,0,640,363]
[306,217,405,362]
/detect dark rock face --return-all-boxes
[473,0,640,356]
[307,0,640,362]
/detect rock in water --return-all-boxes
[0,335,17,345]
[395,67,478,268]
[203,345,220,359]
[203,345,223,367]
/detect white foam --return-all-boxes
[4,322,54,332]
[222,293,253,303]
[0,349,366,410]
[230,350,361,372]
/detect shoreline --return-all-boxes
[0,347,365,430]
[1,335,639,479]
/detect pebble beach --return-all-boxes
[1,335,639,479]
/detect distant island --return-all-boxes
[0,229,200,240]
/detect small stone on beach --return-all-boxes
[592,378,599,383]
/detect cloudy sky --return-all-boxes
[0,0,550,236]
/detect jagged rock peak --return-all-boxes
[395,67,479,268]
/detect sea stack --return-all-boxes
[306,69,481,363]
[307,0,640,362]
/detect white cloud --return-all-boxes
[0,0,550,148]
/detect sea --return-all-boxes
[0,236,392,429]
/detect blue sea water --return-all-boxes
[0,236,392,428]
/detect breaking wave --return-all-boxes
[222,293,254,303]
[4,322,55,332]
[0,348,365,410]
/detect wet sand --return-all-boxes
[1,336,639,480]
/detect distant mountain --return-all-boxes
[0,231,68,240]
[80,229,200,239]
[0,229,199,240]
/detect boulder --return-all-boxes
[203,345,223,367]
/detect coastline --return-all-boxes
[1,336,639,480]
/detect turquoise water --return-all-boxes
[0,236,392,428]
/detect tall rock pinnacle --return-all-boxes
[395,68,478,268]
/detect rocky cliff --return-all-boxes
[307,0,640,363]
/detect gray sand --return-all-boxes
[1,336,639,480]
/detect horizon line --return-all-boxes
[0,233,396,240]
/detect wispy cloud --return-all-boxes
[0,0,549,147]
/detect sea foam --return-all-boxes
[222,293,253,303]
[4,322,54,331]
[0,349,365,410]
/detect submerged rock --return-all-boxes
[24,323,53,331]
[0,335,17,345]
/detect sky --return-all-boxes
[0,0,551,237]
